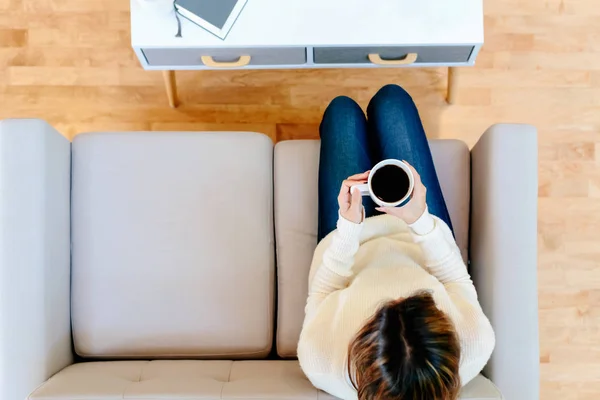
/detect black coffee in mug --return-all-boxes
[370,165,411,203]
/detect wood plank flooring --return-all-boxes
[1,1,599,398]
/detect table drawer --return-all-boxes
[314,46,474,65]
[142,47,307,67]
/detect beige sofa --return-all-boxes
[0,119,539,400]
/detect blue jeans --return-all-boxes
[318,84,453,242]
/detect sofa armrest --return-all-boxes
[0,120,73,400]
[470,124,539,400]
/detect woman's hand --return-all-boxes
[338,171,370,224]
[376,162,427,225]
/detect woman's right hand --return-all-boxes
[338,171,370,224]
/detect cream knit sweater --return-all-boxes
[297,210,495,400]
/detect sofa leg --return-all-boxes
[163,70,179,108]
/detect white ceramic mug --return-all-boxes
[355,159,415,207]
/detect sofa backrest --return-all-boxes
[70,132,275,359]
[273,139,471,357]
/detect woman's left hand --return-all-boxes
[338,171,370,224]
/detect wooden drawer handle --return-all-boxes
[368,53,418,65]
[201,55,251,68]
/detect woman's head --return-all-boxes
[348,292,460,400]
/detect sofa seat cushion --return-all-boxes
[29,361,502,400]
[71,132,274,359]
[274,139,471,357]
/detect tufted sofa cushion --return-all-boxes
[28,361,502,399]
[28,361,336,400]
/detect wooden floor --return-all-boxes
[1,0,599,398]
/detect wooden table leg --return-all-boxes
[163,70,179,108]
[447,67,458,105]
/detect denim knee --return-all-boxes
[321,95,366,134]
[325,96,363,116]
[369,84,415,111]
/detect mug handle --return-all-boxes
[354,183,370,196]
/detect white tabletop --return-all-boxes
[131,0,483,48]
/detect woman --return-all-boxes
[297,85,495,400]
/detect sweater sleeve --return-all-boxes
[409,210,496,385]
[304,214,363,319]
[408,209,475,298]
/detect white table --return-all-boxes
[130,0,484,107]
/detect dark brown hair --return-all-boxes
[348,292,461,400]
